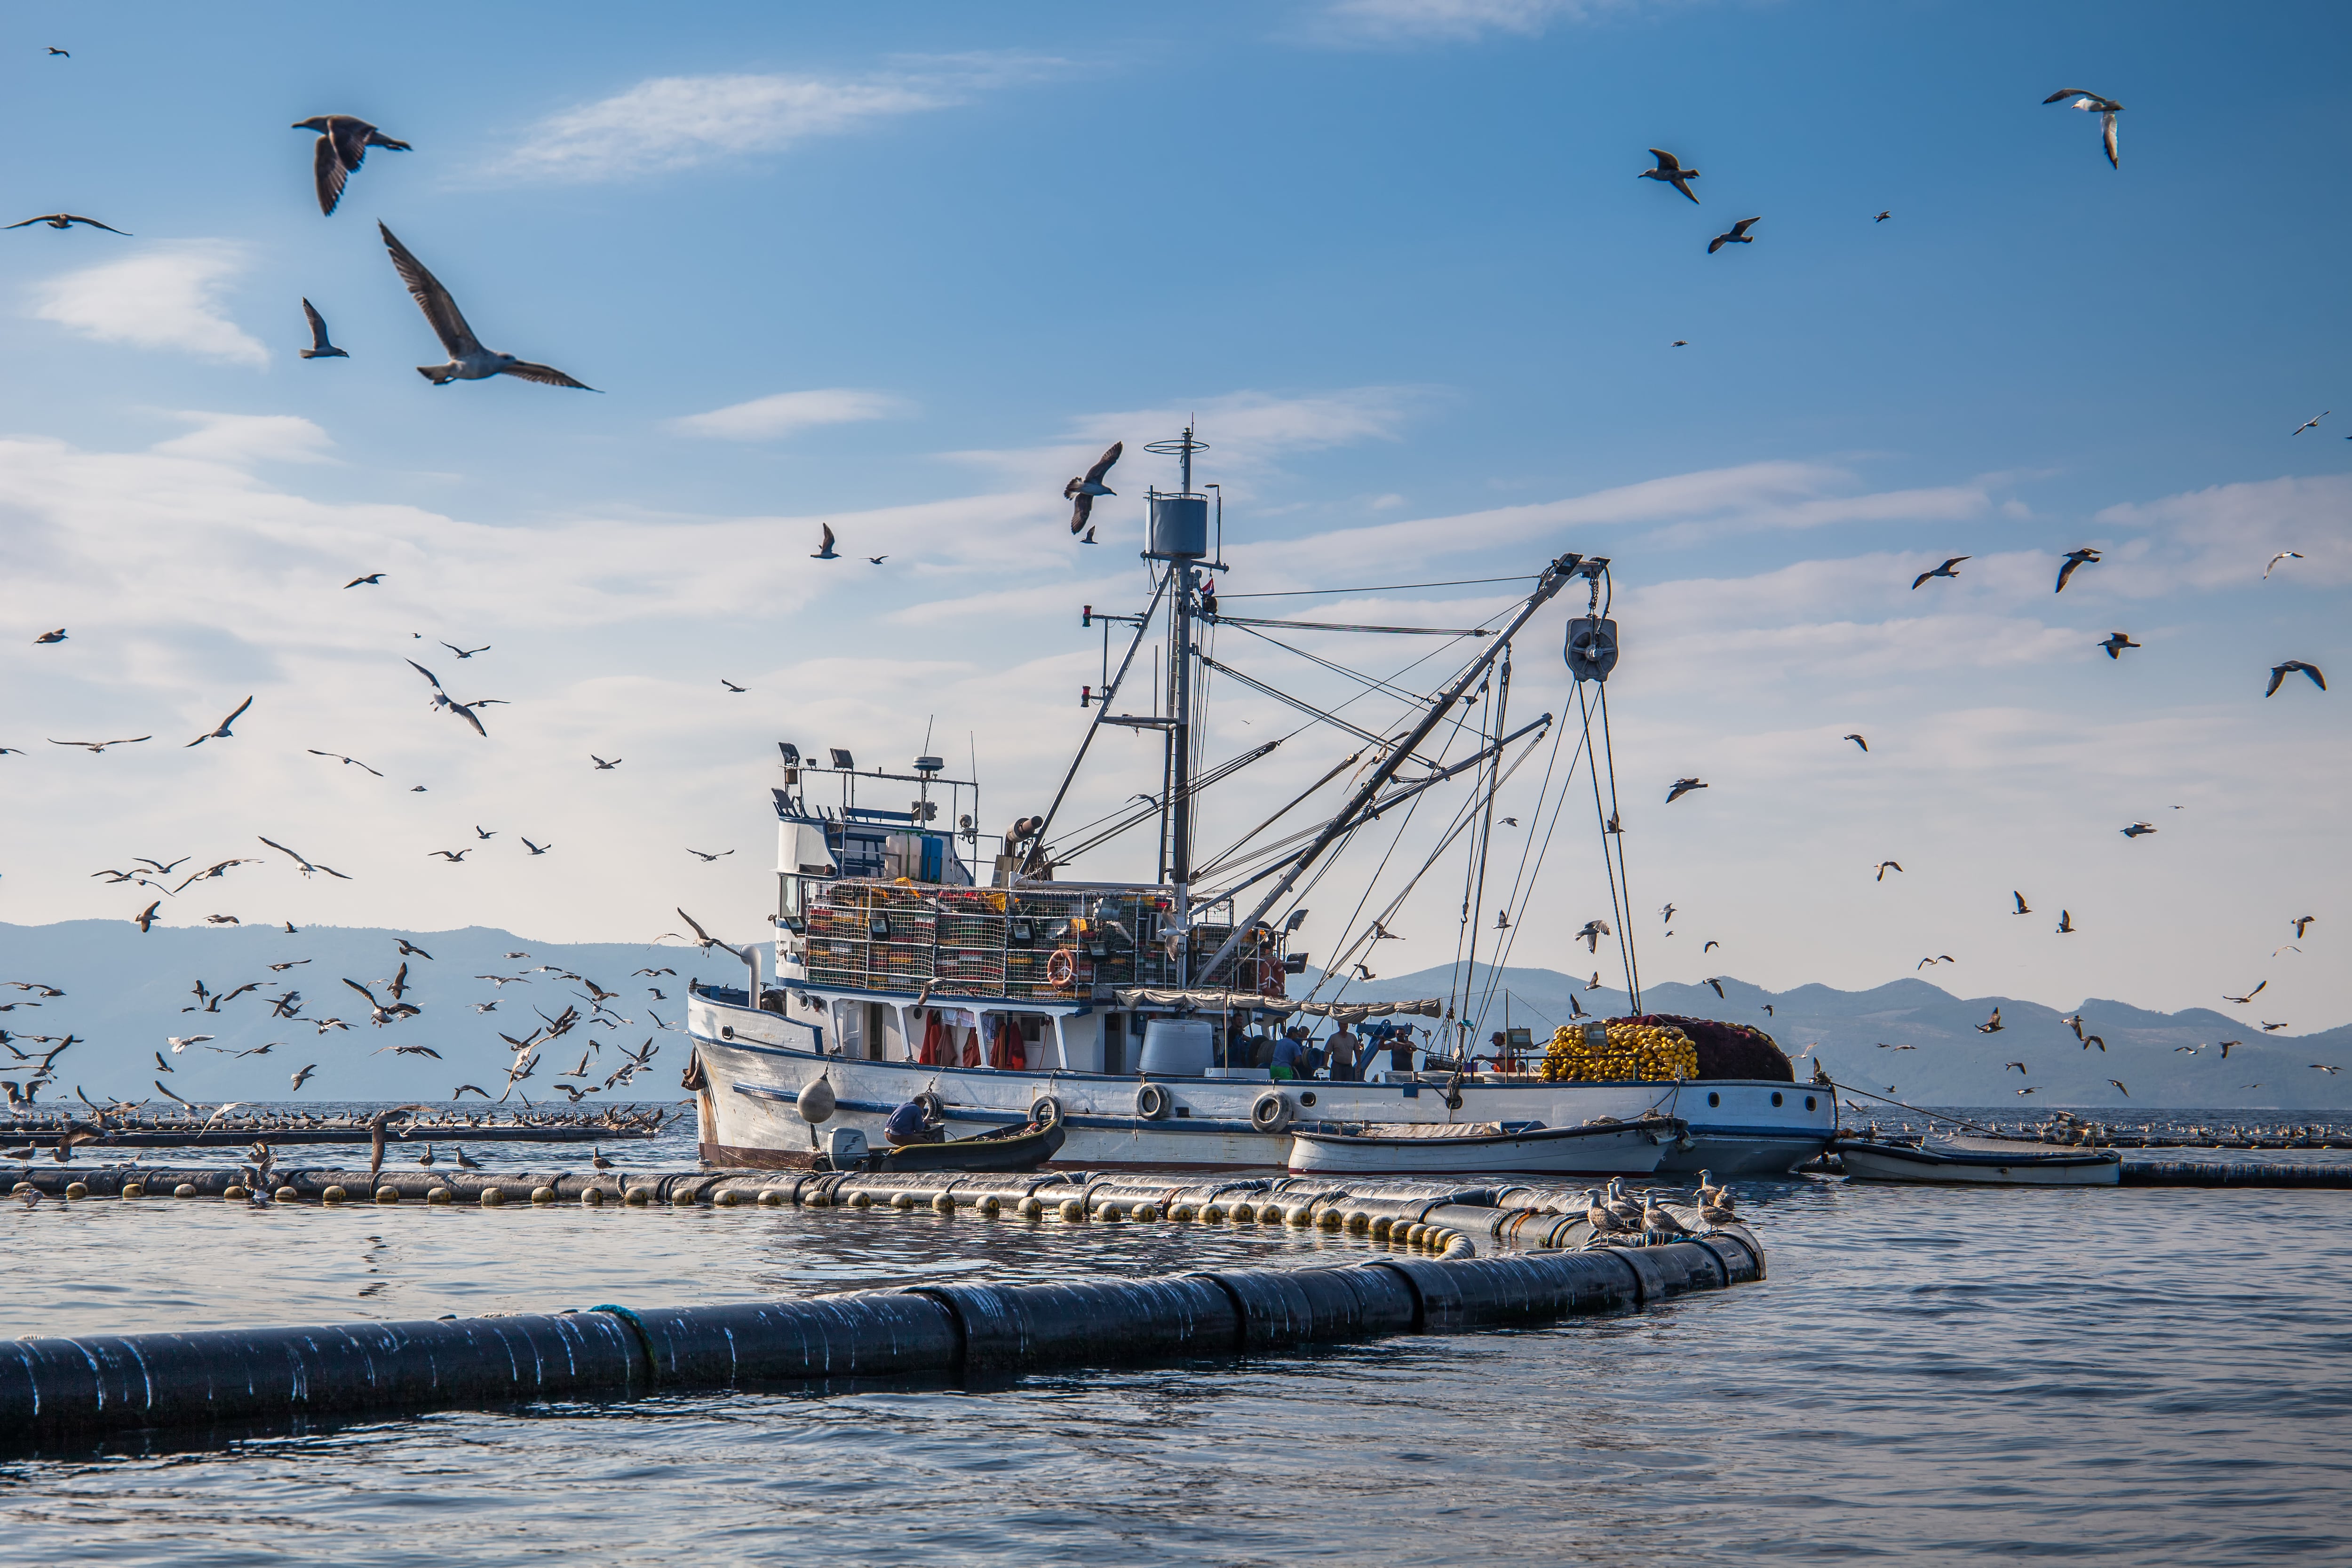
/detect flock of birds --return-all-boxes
[0,938,679,1118]
[1577,1173,1738,1237]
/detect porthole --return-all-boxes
[1300,1091,1318,1107]
[720,1026,735,1040]
[1707,1091,1720,1108]
[1805,1096,1817,1111]
[1771,1091,1783,1107]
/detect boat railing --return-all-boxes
[789,878,1294,1004]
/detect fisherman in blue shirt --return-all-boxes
[1270,1027,1306,1081]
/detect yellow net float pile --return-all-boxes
[1540,1018,1699,1082]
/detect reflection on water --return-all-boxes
[2,1132,2347,1563]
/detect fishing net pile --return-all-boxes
[1540,1019,1699,1082]
[1538,1013,1796,1082]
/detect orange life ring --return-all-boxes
[1046,947,1077,988]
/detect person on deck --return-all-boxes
[1270,1027,1306,1081]
[1327,1023,1361,1082]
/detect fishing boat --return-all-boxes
[1833,1135,2122,1186]
[1287,1115,1679,1176]
[683,424,1835,1174]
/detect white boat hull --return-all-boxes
[1287,1122,1671,1176]
[1836,1140,2122,1186]
[687,992,1833,1176]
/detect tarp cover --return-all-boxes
[1112,988,1442,1023]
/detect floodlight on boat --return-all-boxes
[828,748,855,770]
[1284,908,1310,932]
[777,742,800,765]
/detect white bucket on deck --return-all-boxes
[1138,1019,1216,1077]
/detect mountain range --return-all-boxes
[2,921,2345,1111]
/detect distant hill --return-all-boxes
[1315,963,2352,1111]
[6,922,2344,1112]
[0,921,707,1107]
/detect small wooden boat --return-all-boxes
[872,1119,1066,1174]
[1833,1135,2120,1186]
[1287,1116,1678,1176]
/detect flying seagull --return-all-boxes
[258,836,351,880]
[2292,915,2316,938]
[133,900,161,933]
[811,524,839,560]
[34,629,66,643]
[1575,918,1611,952]
[47,47,67,56]
[1911,557,1968,589]
[1707,216,1761,254]
[293,116,411,216]
[2292,411,2328,436]
[6,214,129,233]
[720,679,746,693]
[1875,210,1891,222]
[686,848,735,862]
[379,223,596,390]
[441,642,489,660]
[2122,821,2157,838]
[1666,777,1707,804]
[1875,860,1902,881]
[590,754,621,770]
[1065,442,1122,535]
[2100,632,2140,659]
[2055,547,2101,593]
[2012,891,2031,915]
[2224,981,2266,1004]
[1704,977,1726,999]
[300,299,348,359]
[2107,1079,2129,1098]
[2265,551,2303,578]
[2265,660,2325,697]
[185,696,254,747]
[2005,1062,2027,1075]
[868,555,888,565]
[1638,149,1700,203]
[2057,909,2075,933]
[49,736,151,754]
[1843,733,1867,752]
[306,749,383,777]
[1977,1008,2004,1034]
[2043,89,2123,168]
[522,837,550,855]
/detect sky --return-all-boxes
[0,0,2346,1032]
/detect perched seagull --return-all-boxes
[34,629,67,644]
[2055,547,2101,593]
[811,524,839,560]
[1911,556,1968,589]
[299,299,348,359]
[1707,216,1761,254]
[720,679,747,693]
[1638,148,1701,203]
[1666,777,1707,804]
[344,573,384,588]
[1875,860,1903,881]
[2265,660,2326,697]
[2057,909,2075,933]
[589,755,621,770]
[2100,632,2140,659]
[379,223,596,390]
[2043,89,2123,168]
[293,116,412,216]
[2264,551,2304,578]
[1843,733,1867,752]
[2292,411,2328,436]
[1065,442,1122,534]
[185,696,254,747]
[6,213,129,233]
[2122,821,2157,838]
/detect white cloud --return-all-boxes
[487,55,1058,182]
[1314,0,1645,42]
[152,412,334,466]
[668,389,909,441]
[29,241,266,366]
[2095,473,2352,590]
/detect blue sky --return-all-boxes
[0,0,2346,1028]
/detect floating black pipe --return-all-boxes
[0,1242,1760,1449]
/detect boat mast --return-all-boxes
[1142,425,1221,982]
